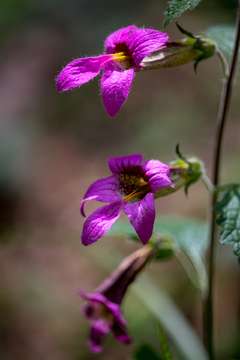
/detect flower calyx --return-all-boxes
[140,23,216,73]
[169,144,204,196]
[176,23,216,73]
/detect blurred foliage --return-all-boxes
[111,217,207,257]
[206,25,240,58]
[157,322,174,360]
[110,217,208,290]
[133,344,163,360]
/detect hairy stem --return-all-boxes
[203,2,240,359]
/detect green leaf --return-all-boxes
[206,25,239,58]
[133,274,208,360]
[154,218,208,257]
[158,322,173,360]
[215,185,240,261]
[110,217,208,290]
[133,345,163,360]
[111,217,207,255]
[152,218,208,291]
[164,0,202,28]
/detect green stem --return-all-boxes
[216,49,229,78]
[201,173,214,193]
[203,2,240,359]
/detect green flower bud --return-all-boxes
[177,23,216,72]
[154,145,204,199]
[149,234,175,260]
[169,155,204,195]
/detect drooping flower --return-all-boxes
[79,245,157,353]
[56,25,168,117]
[81,155,173,246]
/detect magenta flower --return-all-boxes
[79,290,130,354]
[79,246,155,353]
[56,25,168,117]
[81,155,173,246]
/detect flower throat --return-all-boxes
[112,42,136,69]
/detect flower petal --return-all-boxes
[101,64,135,117]
[79,290,102,319]
[105,25,138,54]
[108,155,142,175]
[79,290,128,328]
[80,176,121,217]
[81,201,122,246]
[127,29,169,66]
[112,323,132,344]
[56,55,111,92]
[123,193,155,244]
[141,160,173,192]
[88,318,111,354]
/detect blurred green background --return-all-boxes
[0,0,239,359]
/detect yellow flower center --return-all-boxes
[119,174,151,203]
[112,52,131,61]
[111,43,137,69]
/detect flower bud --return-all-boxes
[169,155,204,195]
[154,145,204,198]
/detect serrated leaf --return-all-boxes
[133,344,163,360]
[110,217,208,290]
[215,185,240,260]
[164,0,202,28]
[206,25,239,58]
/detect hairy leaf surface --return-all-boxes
[215,185,240,262]
[164,0,202,27]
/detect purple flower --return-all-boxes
[79,290,130,354]
[56,25,168,117]
[79,246,156,353]
[81,155,173,246]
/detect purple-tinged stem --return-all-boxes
[203,2,240,359]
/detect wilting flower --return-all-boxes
[56,25,168,117]
[79,246,156,353]
[81,154,173,246]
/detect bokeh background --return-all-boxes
[0,0,239,359]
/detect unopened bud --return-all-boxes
[154,145,204,198]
